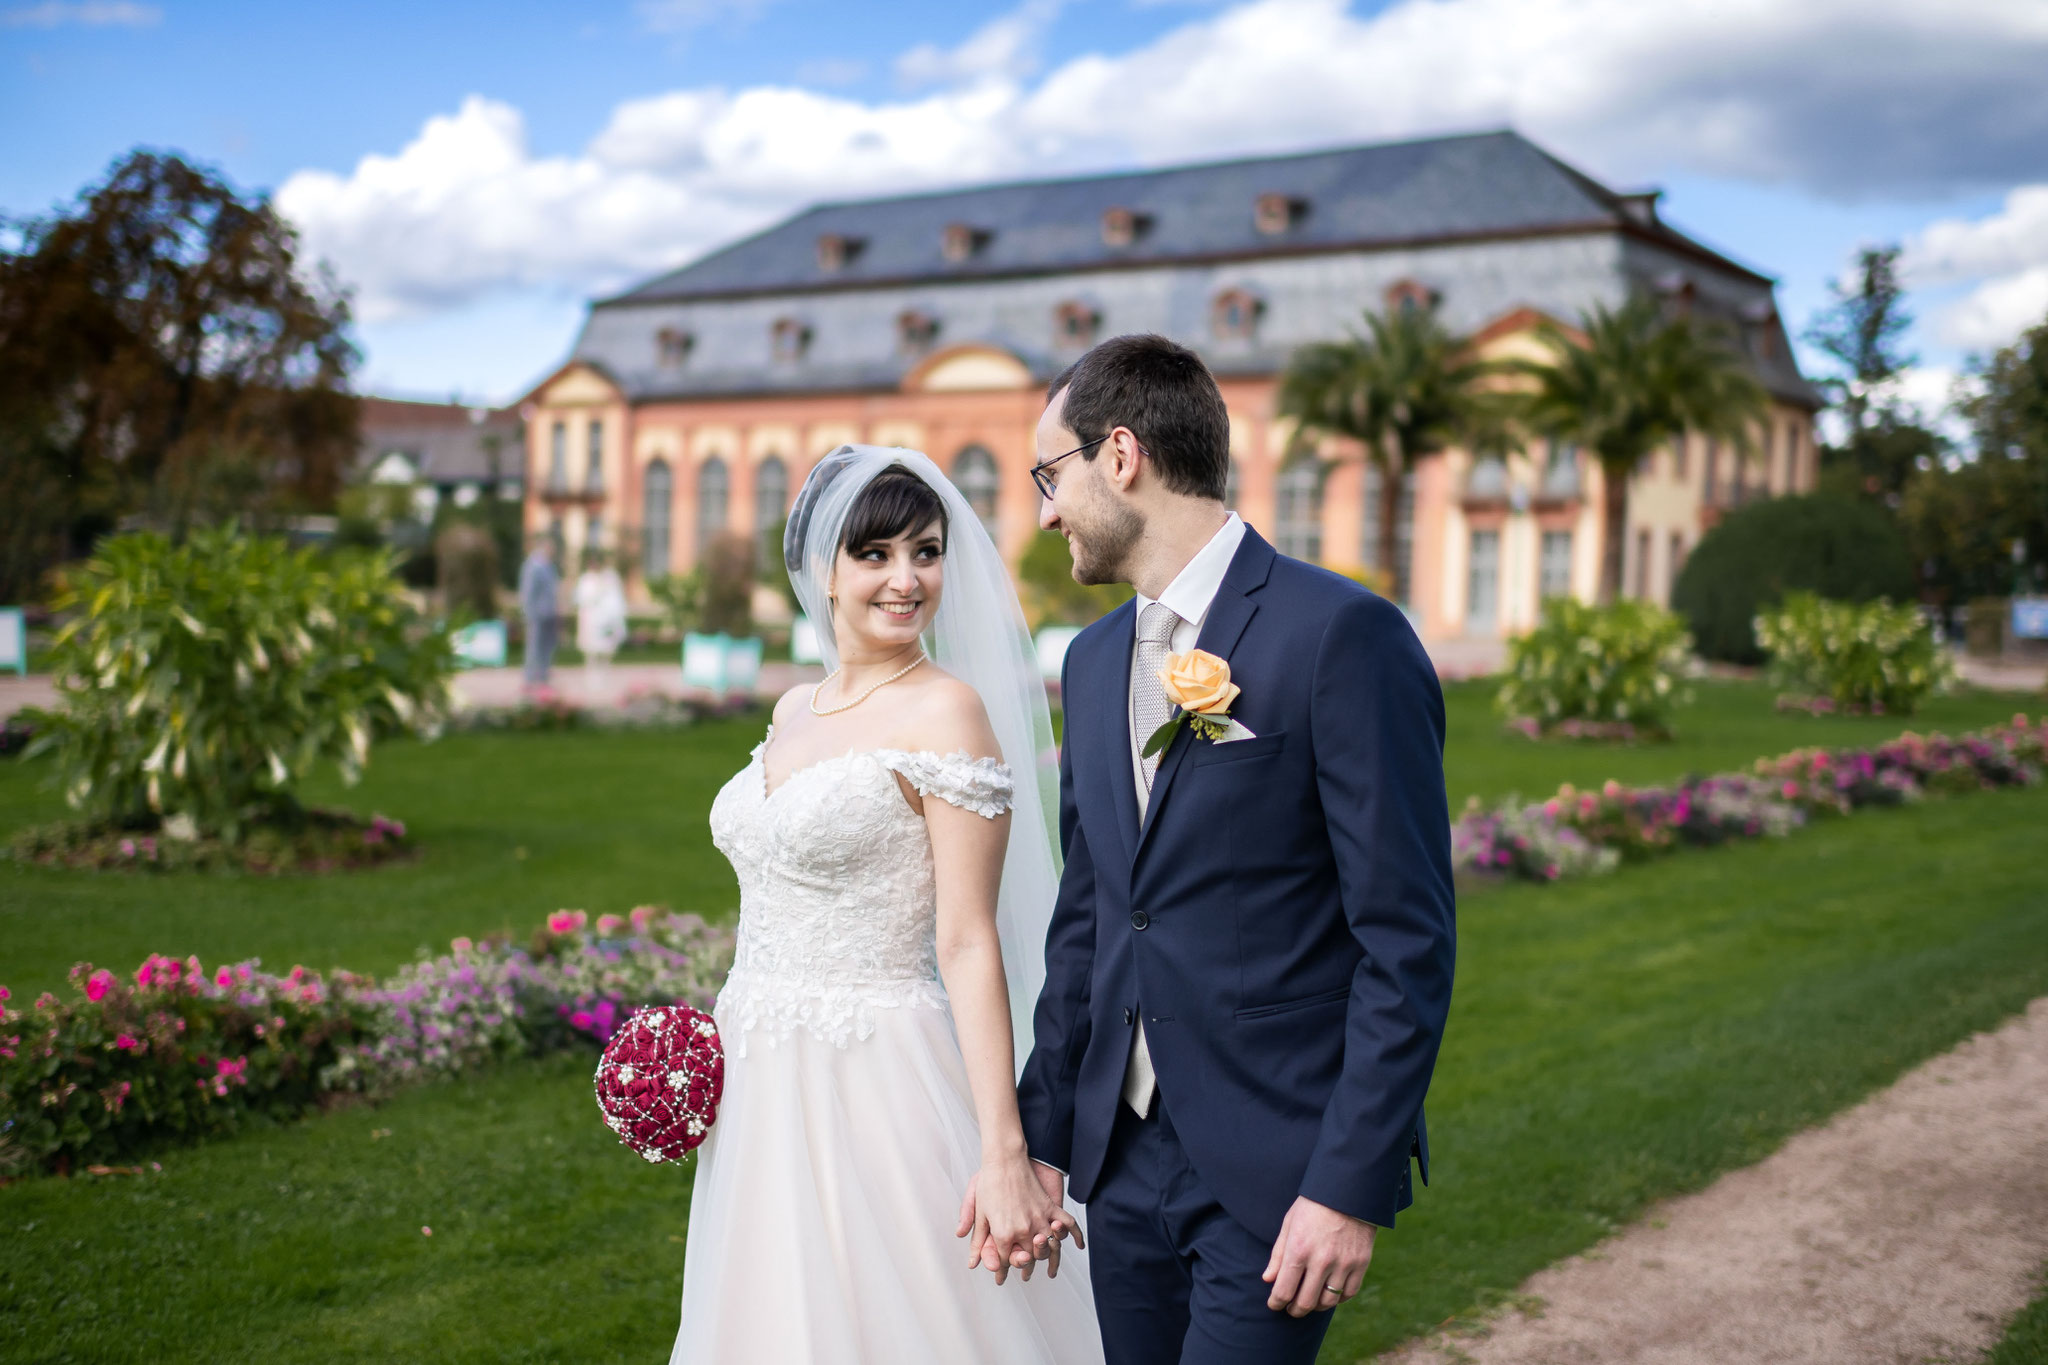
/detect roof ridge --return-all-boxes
[793,127,1527,214]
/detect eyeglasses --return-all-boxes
[1029,434,1110,501]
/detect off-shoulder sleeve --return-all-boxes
[879,750,1015,819]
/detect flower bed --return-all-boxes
[448,689,742,735]
[0,908,733,1177]
[7,809,414,874]
[1456,713,2046,885]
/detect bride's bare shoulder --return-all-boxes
[769,683,810,729]
[898,669,998,760]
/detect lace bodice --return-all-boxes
[707,728,1014,1052]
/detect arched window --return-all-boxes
[951,445,999,539]
[642,459,673,580]
[755,455,789,564]
[696,455,729,565]
[548,422,568,492]
[1275,455,1323,563]
[585,420,605,493]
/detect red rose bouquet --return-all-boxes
[593,1004,724,1163]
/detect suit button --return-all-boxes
[1123,1007,1133,1025]
[1130,910,1150,930]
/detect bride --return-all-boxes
[671,446,1105,1363]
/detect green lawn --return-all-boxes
[0,717,766,998]
[1440,676,2030,807]
[1986,1274,2048,1365]
[2,681,2045,1364]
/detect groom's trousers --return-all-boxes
[1086,1097,1333,1365]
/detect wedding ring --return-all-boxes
[1323,1284,1343,1297]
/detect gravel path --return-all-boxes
[1379,997,2048,1365]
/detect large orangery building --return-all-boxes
[519,130,1819,641]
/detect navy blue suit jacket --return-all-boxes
[1016,527,1455,1241]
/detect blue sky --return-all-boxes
[6,0,2047,417]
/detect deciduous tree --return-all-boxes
[0,150,359,601]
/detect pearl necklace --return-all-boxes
[810,650,928,716]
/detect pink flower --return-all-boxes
[118,838,136,857]
[85,970,114,1003]
[629,905,659,931]
[215,967,233,990]
[114,1034,140,1050]
[235,964,253,983]
[1781,781,1799,799]
[596,914,625,936]
[135,962,155,988]
[547,910,588,935]
[0,985,9,1005]
[450,937,473,954]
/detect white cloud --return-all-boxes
[2,1,158,27]
[896,0,1066,90]
[1905,185,2048,349]
[281,0,2048,324]
[635,0,776,34]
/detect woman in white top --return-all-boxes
[573,552,629,697]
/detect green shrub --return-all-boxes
[1672,493,1916,663]
[434,520,500,620]
[1017,529,1132,630]
[698,531,755,637]
[1496,598,1695,737]
[27,527,455,842]
[1754,592,1954,715]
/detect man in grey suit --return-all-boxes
[518,535,561,692]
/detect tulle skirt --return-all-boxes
[670,1001,1104,1365]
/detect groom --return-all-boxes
[1013,334,1456,1364]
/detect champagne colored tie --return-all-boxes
[1133,601,1180,791]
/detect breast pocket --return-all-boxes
[1189,729,1286,766]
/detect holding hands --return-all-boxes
[956,1158,1083,1283]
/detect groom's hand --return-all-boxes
[1262,1196,1377,1317]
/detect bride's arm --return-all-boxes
[918,681,1076,1280]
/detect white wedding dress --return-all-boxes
[670,729,1104,1364]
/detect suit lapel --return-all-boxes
[1096,601,1142,866]
[1133,529,1275,861]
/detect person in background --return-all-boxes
[519,534,561,696]
[575,549,629,698]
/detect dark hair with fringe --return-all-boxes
[1047,333,1230,500]
[840,465,950,557]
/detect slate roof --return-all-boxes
[357,398,524,484]
[604,130,1765,306]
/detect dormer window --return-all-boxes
[896,309,940,352]
[1054,300,1100,348]
[656,327,694,367]
[1100,206,1151,247]
[1211,288,1263,340]
[816,233,865,271]
[1383,279,1440,315]
[1616,190,1662,227]
[1655,271,1697,315]
[941,222,991,262]
[1254,193,1306,235]
[771,317,811,362]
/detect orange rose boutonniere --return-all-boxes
[1140,649,1242,758]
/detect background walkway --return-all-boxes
[6,640,2041,721]
[1382,997,2048,1365]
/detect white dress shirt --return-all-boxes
[1122,512,1245,1115]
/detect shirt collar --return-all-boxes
[1133,512,1245,632]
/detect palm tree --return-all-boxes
[1516,295,1768,603]
[1279,302,1505,602]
